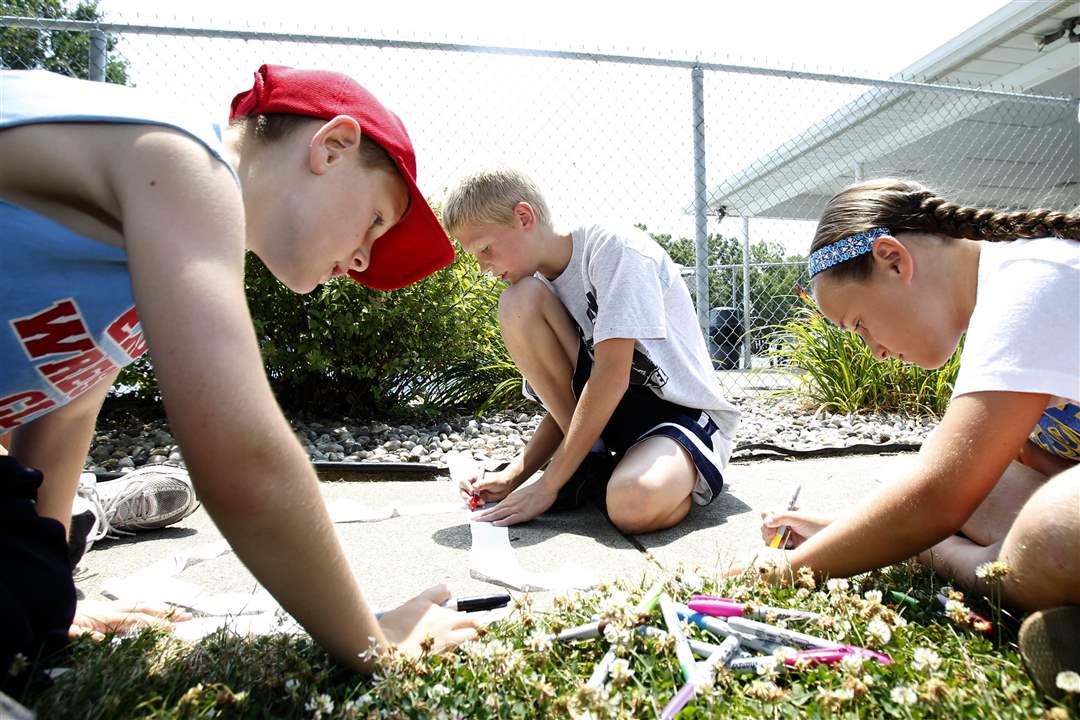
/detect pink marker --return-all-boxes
[689,596,820,622]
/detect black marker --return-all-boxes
[443,593,511,612]
[372,592,511,619]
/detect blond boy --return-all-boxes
[444,168,740,533]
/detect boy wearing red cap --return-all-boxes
[445,168,740,533]
[0,65,475,679]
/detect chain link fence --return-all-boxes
[3,12,1077,396]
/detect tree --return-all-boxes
[640,225,808,357]
[1,0,129,83]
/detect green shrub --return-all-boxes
[769,287,961,416]
[117,246,524,417]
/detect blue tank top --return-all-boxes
[0,70,239,431]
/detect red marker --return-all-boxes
[468,494,481,511]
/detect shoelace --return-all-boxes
[97,479,155,534]
[78,482,133,540]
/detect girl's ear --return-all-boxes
[872,234,914,284]
[308,115,362,175]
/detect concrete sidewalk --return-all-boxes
[75,453,919,613]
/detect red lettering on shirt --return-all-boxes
[0,391,56,430]
[105,306,147,359]
[11,300,93,360]
[39,348,118,398]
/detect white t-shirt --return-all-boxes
[535,223,741,443]
[952,236,1079,405]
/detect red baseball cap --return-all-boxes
[230,64,454,290]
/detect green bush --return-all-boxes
[769,287,961,416]
[117,247,524,417]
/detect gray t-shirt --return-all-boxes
[535,223,741,447]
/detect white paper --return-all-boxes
[468,515,598,592]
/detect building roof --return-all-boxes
[708,0,1080,220]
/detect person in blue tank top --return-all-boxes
[0,64,477,681]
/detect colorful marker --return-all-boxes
[934,592,993,634]
[638,625,727,658]
[468,467,486,510]
[659,635,741,720]
[587,579,665,690]
[728,645,892,674]
[888,590,920,610]
[768,484,803,549]
[660,593,697,682]
[726,616,842,650]
[689,596,820,622]
[674,603,782,654]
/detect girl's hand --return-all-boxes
[377,585,479,658]
[759,509,835,549]
[69,600,192,640]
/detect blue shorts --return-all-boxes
[1029,401,1080,462]
[526,339,727,510]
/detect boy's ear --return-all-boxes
[308,115,363,175]
[513,201,536,230]
[871,234,913,284]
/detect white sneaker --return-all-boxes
[74,466,200,546]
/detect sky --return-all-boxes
[90,0,1018,256]
[97,0,1012,79]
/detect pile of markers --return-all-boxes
[551,581,894,720]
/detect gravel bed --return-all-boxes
[84,395,935,474]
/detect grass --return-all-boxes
[14,562,1078,719]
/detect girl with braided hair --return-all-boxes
[750,178,1079,697]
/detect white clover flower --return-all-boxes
[892,614,909,629]
[819,686,855,704]
[609,657,635,686]
[756,655,781,679]
[891,685,918,706]
[526,631,553,654]
[839,652,865,674]
[912,647,942,673]
[679,619,697,638]
[945,599,969,624]
[284,678,301,695]
[429,684,451,700]
[974,561,1011,580]
[1056,670,1080,694]
[867,618,892,645]
[774,646,798,663]
[679,569,704,592]
[826,578,850,594]
[601,590,632,613]
[305,693,335,719]
[863,590,883,604]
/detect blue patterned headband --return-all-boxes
[808,227,891,279]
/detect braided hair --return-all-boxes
[811,178,1080,282]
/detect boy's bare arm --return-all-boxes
[113,129,398,670]
[499,413,563,486]
[538,337,634,490]
[10,368,119,533]
[475,337,634,525]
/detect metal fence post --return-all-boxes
[691,65,710,349]
[741,216,752,369]
[89,27,106,81]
